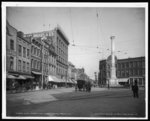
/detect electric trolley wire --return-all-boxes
[96,8,105,58]
[69,8,75,46]
[69,8,99,49]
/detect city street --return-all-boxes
[6,87,145,118]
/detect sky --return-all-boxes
[6,4,146,79]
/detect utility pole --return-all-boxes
[41,39,44,89]
[94,72,97,87]
[41,24,45,89]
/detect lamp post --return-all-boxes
[94,72,97,87]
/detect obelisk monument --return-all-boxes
[109,36,118,87]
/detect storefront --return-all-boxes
[6,73,34,92]
[47,75,66,88]
[31,71,42,90]
[128,76,145,87]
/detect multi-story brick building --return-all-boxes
[30,37,43,89]
[24,25,69,84]
[54,25,69,81]
[67,62,77,84]
[6,21,17,74]
[16,31,32,77]
[98,60,107,87]
[6,21,18,90]
[98,56,145,87]
[117,57,145,86]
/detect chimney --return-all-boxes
[17,31,24,38]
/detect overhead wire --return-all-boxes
[69,8,100,50]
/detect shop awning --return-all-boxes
[23,75,34,79]
[61,79,66,83]
[48,76,60,83]
[71,79,77,84]
[16,75,26,80]
[118,78,129,82]
[67,79,73,83]
[6,74,17,79]
[32,71,42,75]
[48,76,54,82]
[53,77,61,83]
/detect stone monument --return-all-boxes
[109,36,118,87]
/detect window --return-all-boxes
[31,46,34,54]
[18,45,22,56]
[34,47,36,55]
[130,62,133,68]
[31,59,33,68]
[36,60,38,69]
[35,60,37,69]
[34,60,36,69]
[10,39,14,50]
[122,63,125,68]
[133,69,136,76]
[37,49,39,57]
[126,63,129,68]
[142,61,145,68]
[126,70,129,77]
[38,61,40,70]
[133,62,136,67]
[10,57,14,70]
[117,71,120,77]
[23,61,26,72]
[27,49,29,58]
[142,69,145,75]
[137,61,140,67]
[18,60,21,71]
[23,47,26,58]
[27,62,29,72]
[130,69,133,76]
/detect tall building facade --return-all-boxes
[98,56,145,87]
[24,25,69,84]
[67,62,77,83]
[30,37,43,89]
[55,26,69,81]
[117,57,145,86]
[6,21,17,75]
[98,60,107,87]
[16,31,32,78]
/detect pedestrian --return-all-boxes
[132,80,139,98]
[75,84,77,92]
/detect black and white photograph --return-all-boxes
[2,2,148,119]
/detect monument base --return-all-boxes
[109,78,122,87]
